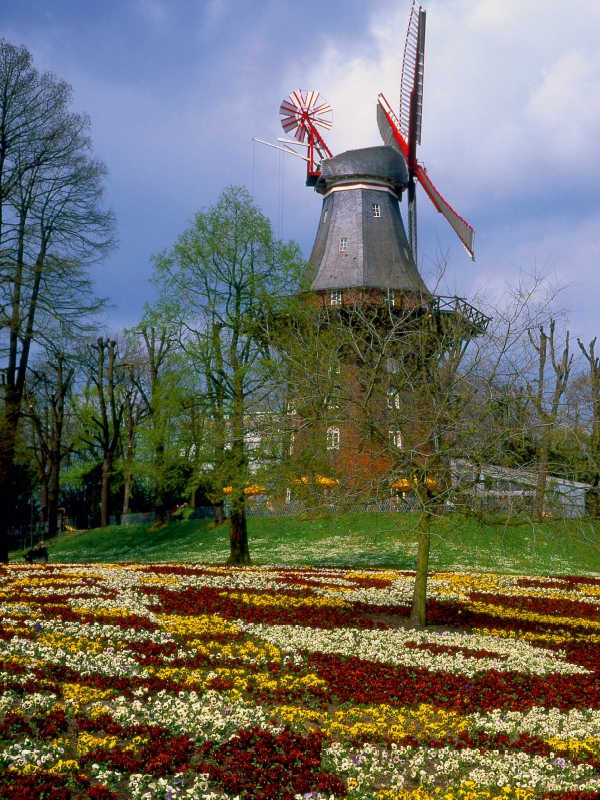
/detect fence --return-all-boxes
[243,495,420,517]
[120,512,156,526]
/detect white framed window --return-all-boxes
[385,288,395,306]
[289,432,295,455]
[322,209,328,223]
[373,203,381,218]
[339,237,348,252]
[330,290,342,306]
[327,426,340,450]
[387,388,400,410]
[389,429,403,449]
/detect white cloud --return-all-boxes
[526,51,600,162]
[298,0,600,207]
[135,0,169,25]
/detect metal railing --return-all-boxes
[430,295,490,334]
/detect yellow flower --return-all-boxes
[48,759,80,775]
[77,733,118,757]
[159,614,240,637]
[220,591,350,609]
[467,601,600,631]
[62,684,114,705]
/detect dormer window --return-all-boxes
[339,238,347,252]
[330,290,342,306]
[373,203,381,217]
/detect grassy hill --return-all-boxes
[14,511,600,575]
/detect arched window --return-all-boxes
[327,426,340,450]
[387,388,400,409]
[389,429,403,449]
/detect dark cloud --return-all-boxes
[1,0,598,337]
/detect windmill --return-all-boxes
[377,1,475,263]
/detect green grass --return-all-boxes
[15,511,600,575]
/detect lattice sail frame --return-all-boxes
[400,0,423,143]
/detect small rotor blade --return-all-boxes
[377,95,409,159]
[415,164,475,259]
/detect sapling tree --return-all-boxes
[79,338,124,528]
[27,349,76,536]
[128,305,181,525]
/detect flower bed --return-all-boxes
[1,565,600,799]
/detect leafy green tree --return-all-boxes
[152,186,304,564]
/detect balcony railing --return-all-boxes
[429,295,490,334]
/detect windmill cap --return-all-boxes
[317,145,409,194]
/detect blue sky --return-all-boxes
[3,0,600,340]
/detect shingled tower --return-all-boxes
[306,145,428,307]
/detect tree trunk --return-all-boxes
[47,454,61,537]
[0,390,21,562]
[214,501,225,526]
[410,510,431,626]
[122,473,132,517]
[534,432,550,520]
[154,440,166,524]
[40,477,49,525]
[228,490,250,565]
[100,456,111,528]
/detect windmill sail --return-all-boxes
[415,164,475,260]
[407,179,418,266]
[377,95,408,158]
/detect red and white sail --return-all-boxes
[377,1,475,261]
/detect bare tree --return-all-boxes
[80,338,124,528]
[528,320,573,519]
[29,351,75,536]
[27,400,51,527]
[282,269,565,625]
[0,41,115,561]
[577,337,600,515]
